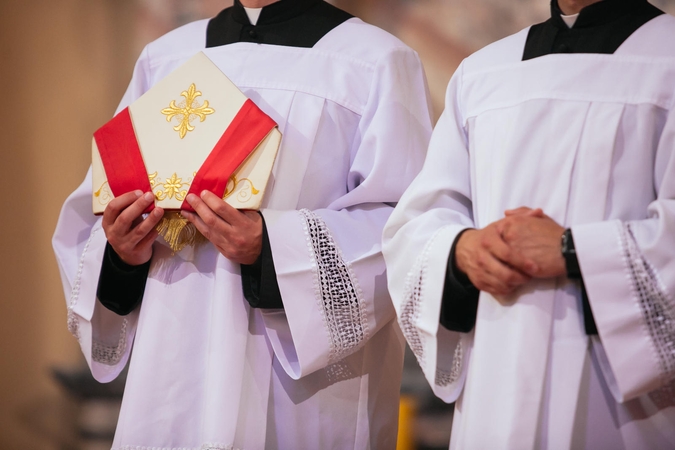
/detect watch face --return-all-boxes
[561,229,574,254]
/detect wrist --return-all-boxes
[451,229,475,286]
[454,229,476,276]
[105,242,151,271]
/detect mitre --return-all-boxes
[91,52,281,251]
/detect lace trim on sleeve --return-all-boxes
[400,228,464,387]
[399,228,446,373]
[299,209,369,364]
[67,228,99,340]
[648,379,675,409]
[400,256,426,367]
[92,318,128,366]
[66,227,129,366]
[620,222,675,383]
[435,339,464,387]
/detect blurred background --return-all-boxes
[2,0,675,448]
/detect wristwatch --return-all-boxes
[561,228,581,279]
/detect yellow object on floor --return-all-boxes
[397,394,417,450]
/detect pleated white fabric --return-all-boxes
[384,14,675,450]
[53,17,432,450]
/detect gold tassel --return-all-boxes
[155,211,206,253]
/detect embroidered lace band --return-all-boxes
[299,209,369,363]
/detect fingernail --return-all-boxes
[187,194,196,204]
[135,190,143,197]
[143,192,154,201]
[201,190,208,198]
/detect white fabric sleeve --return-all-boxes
[574,106,675,402]
[260,47,432,379]
[383,63,474,403]
[52,47,151,382]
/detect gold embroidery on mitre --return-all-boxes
[223,175,260,203]
[94,181,113,206]
[161,83,215,139]
[150,172,191,201]
[148,171,158,188]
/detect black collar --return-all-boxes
[523,0,663,60]
[206,0,352,49]
[550,0,648,29]
[231,0,321,26]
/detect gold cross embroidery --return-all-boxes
[161,83,215,139]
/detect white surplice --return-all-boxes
[383,14,675,450]
[53,17,432,450]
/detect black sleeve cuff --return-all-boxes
[439,230,480,333]
[581,281,598,335]
[564,230,597,335]
[97,242,150,316]
[241,214,284,309]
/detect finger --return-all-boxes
[480,252,531,289]
[112,207,162,250]
[472,237,530,289]
[135,225,160,250]
[185,193,234,230]
[495,219,507,237]
[182,210,220,242]
[102,190,143,228]
[504,206,533,217]
[504,206,545,218]
[486,224,539,275]
[129,207,164,244]
[525,208,545,217]
[479,279,515,298]
[115,191,157,231]
[492,292,519,306]
[492,237,538,276]
[470,269,519,297]
[199,191,244,226]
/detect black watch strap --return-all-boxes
[561,228,581,279]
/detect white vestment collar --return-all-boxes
[560,12,580,28]
[244,7,262,25]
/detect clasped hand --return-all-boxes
[455,207,566,299]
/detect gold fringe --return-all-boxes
[155,211,206,253]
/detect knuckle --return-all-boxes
[116,214,130,226]
[493,283,508,295]
[233,236,246,248]
[507,275,521,287]
[213,203,226,216]
[204,217,215,228]
[219,246,233,260]
[504,271,517,283]
[505,232,516,243]
[132,227,146,240]
[480,236,491,249]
